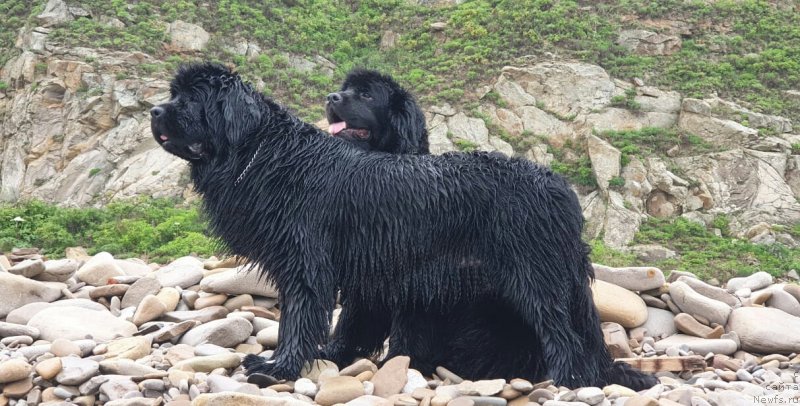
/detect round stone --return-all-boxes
[0,359,33,384]
[315,375,365,406]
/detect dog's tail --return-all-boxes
[606,360,659,391]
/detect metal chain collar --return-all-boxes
[234,138,266,186]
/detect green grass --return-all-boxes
[454,139,479,152]
[0,1,40,67]
[0,198,219,263]
[610,88,641,111]
[599,127,715,166]
[589,239,637,267]
[590,215,800,281]
[548,140,597,189]
[633,216,800,281]
[2,0,798,121]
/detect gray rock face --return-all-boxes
[1,46,185,206]
[500,63,615,117]
[726,307,800,353]
[587,135,621,192]
[448,112,489,146]
[0,273,62,318]
[673,149,800,229]
[617,29,682,56]
[515,105,573,148]
[426,114,455,156]
[2,44,799,247]
[583,108,677,134]
[493,75,537,108]
[582,191,642,249]
[36,0,73,27]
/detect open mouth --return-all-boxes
[152,124,170,144]
[328,121,370,140]
[326,107,370,140]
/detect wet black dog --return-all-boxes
[151,63,654,389]
[326,69,428,154]
[323,71,657,389]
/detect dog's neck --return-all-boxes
[233,136,268,186]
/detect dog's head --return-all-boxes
[326,69,428,154]
[151,63,263,162]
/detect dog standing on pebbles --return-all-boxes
[150,62,656,390]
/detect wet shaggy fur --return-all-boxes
[151,62,654,389]
[326,72,656,390]
[326,69,428,154]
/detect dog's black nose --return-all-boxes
[150,106,165,118]
[327,92,342,104]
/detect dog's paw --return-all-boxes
[318,342,353,367]
[608,361,658,391]
[243,354,276,376]
[242,354,300,380]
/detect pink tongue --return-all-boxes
[329,122,346,135]
[160,135,169,141]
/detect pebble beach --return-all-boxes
[1,248,799,406]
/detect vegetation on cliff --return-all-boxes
[2,1,800,279]
[2,0,798,119]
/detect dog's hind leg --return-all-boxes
[321,302,390,366]
[503,276,594,388]
[383,311,438,374]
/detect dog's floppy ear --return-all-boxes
[220,81,262,146]
[389,91,429,154]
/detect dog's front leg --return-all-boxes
[244,269,335,379]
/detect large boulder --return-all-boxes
[617,29,681,56]
[726,307,800,353]
[0,273,62,318]
[167,20,210,52]
[673,149,800,227]
[587,135,621,192]
[27,306,137,342]
[500,63,616,117]
[583,191,643,249]
[669,281,732,326]
[36,0,73,27]
[591,279,648,328]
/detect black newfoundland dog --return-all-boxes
[322,69,657,389]
[151,63,654,389]
[326,69,428,154]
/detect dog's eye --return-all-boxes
[360,92,372,100]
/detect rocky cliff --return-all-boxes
[2,4,799,250]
